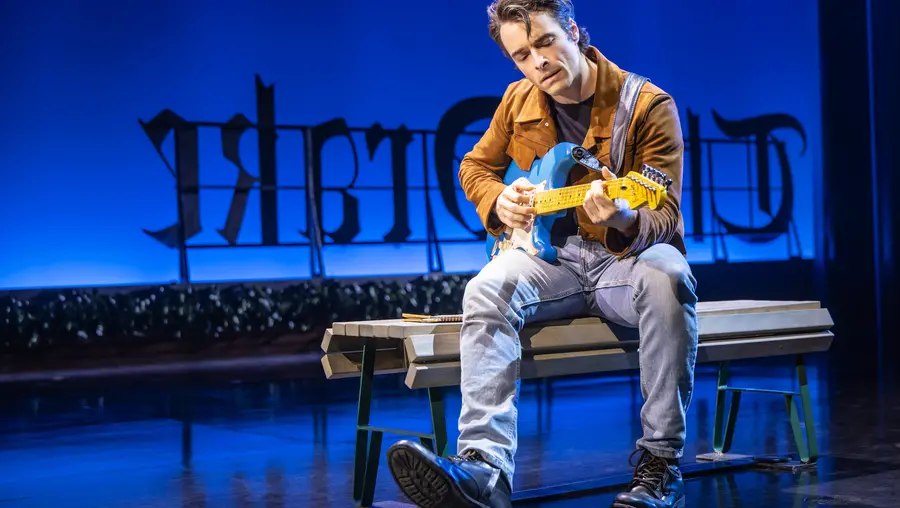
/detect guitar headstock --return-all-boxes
[641,164,673,189]
[605,164,671,210]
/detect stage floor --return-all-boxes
[0,354,897,507]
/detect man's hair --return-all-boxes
[487,0,590,58]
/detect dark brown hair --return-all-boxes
[487,0,590,58]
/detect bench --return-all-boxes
[321,300,834,506]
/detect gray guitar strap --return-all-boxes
[609,72,649,174]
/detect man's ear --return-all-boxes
[568,18,579,43]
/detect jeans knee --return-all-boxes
[640,259,697,307]
[463,270,502,310]
[463,271,492,303]
[463,254,524,302]
[463,253,532,326]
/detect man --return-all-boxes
[386,1,697,507]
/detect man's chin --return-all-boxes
[539,81,565,95]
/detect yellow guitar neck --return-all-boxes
[533,180,638,215]
[532,184,590,214]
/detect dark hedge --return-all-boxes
[1,274,473,353]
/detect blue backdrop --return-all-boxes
[0,0,822,289]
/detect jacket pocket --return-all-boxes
[505,137,538,173]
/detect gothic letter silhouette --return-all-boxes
[365,123,413,243]
[217,76,280,246]
[686,109,704,240]
[711,111,806,241]
[434,97,502,239]
[300,118,361,244]
[216,113,258,245]
[256,76,279,245]
[140,109,202,248]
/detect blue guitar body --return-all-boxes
[484,142,598,263]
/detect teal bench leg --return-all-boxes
[421,387,449,457]
[350,340,453,507]
[352,341,378,506]
[712,362,741,454]
[786,355,819,463]
[703,354,820,466]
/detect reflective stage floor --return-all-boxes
[1,353,897,507]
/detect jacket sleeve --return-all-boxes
[604,94,684,257]
[458,85,514,238]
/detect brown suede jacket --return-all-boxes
[458,46,686,258]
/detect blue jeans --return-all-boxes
[457,235,698,489]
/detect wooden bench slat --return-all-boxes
[321,349,406,380]
[333,319,401,337]
[690,300,820,315]
[404,331,834,389]
[700,308,833,339]
[321,329,404,354]
[404,308,833,363]
[328,300,824,341]
[405,331,637,364]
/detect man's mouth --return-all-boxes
[542,70,561,83]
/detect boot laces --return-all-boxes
[449,449,483,464]
[628,449,669,495]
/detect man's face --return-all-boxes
[499,12,583,96]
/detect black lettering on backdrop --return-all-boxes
[300,118,361,244]
[711,111,806,241]
[256,76,279,245]
[139,75,808,278]
[687,109,704,240]
[217,76,280,245]
[365,123,413,242]
[434,96,502,240]
[217,113,257,245]
[139,109,202,248]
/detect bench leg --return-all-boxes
[787,355,819,463]
[349,342,454,506]
[712,362,742,454]
[427,387,449,457]
[353,341,378,506]
[703,355,820,466]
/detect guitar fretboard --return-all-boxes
[533,184,590,214]
[533,181,635,214]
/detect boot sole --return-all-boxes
[386,443,490,508]
[612,495,685,508]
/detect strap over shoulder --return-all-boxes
[609,72,649,174]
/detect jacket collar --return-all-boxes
[514,46,623,141]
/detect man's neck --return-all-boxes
[550,54,597,105]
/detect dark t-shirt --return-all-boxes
[548,94,593,239]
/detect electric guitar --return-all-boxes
[485,142,672,263]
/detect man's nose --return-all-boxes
[533,54,548,71]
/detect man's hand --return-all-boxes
[493,177,536,229]
[583,167,639,235]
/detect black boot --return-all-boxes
[386,440,512,508]
[612,448,685,508]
